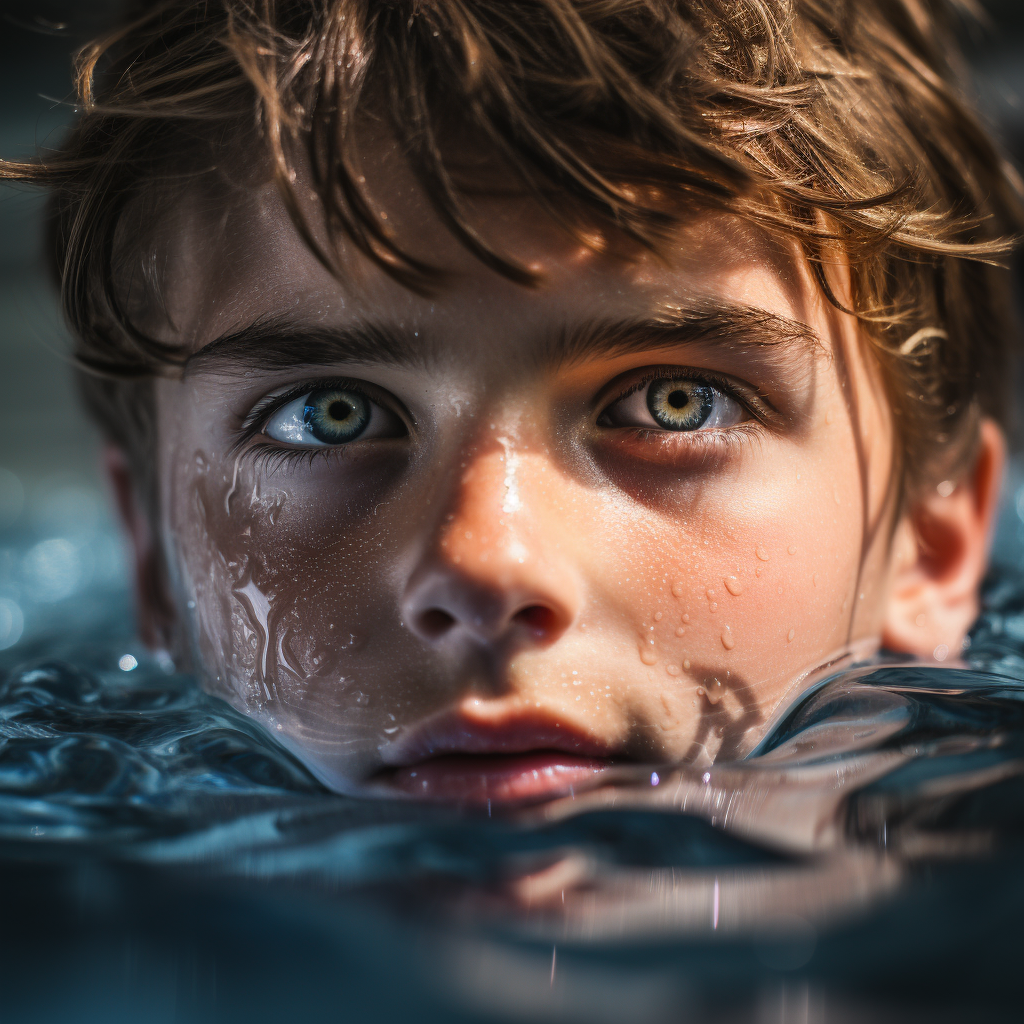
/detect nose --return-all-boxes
[401,443,579,650]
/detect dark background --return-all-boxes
[0,0,1023,655]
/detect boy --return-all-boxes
[4,0,1020,804]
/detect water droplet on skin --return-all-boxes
[640,650,658,665]
[696,685,705,696]
[915,612,927,627]
[721,627,735,650]
[654,611,663,622]
[937,480,955,498]
[724,576,743,596]
[756,546,770,561]
[666,664,680,676]
[683,659,691,670]
[706,587,716,601]
[709,602,718,612]
[841,596,849,612]
[682,613,690,624]
[671,583,685,598]
[825,408,834,425]
[355,692,370,706]
[787,628,796,641]
[812,572,818,587]
[933,643,949,661]
[675,627,686,637]
[788,545,797,555]
[705,678,725,705]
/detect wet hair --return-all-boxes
[2,0,1023,503]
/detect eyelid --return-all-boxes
[598,366,777,425]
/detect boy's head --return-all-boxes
[5,0,1021,801]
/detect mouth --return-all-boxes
[373,709,619,805]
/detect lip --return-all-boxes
[374,708,619,804]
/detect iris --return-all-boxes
[646,379,715,431]
[302,389,371,444]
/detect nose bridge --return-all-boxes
[442,439,528,566]
[402,433,579,646]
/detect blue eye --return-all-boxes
[601,376,746,432]
[303,389,370,443]
[263,386,403,447]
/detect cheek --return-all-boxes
[576,466,868,698]
[164,446,419,737]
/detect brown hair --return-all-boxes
[3,0,1023,500]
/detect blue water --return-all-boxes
[4,489,1024,1020]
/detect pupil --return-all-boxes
[328,400,352,421]
[668,389,688,409]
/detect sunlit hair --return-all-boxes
[2,0,1022,500]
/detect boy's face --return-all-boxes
[149,161,908,803]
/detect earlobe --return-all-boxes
[881,419,1005,661]
[104,445,176,649]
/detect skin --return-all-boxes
[110,151,1005,804]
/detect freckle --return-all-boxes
[787,628,796,641]
[721,626,735,650]
[666,664,680,676]
[724,576,743,596]
[756,546,770,561]
[788,545,797,555]
[683,659,691,670]
[654,611,663,621]
[675,627,686,636]
[640,650,658,665]
[671,583,685,598]
[682,613,690,624]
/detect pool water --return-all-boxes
[0,567,1023,1023]
[4,479,1024,1022]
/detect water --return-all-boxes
[2,466,1024,1022]
[0,565,1022,1022]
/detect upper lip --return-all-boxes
[377,706,618,767]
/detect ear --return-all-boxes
[104,445,176,649]
[882,418,1005,662]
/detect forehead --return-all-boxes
[149,159,827,362]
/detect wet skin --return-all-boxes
[147,167,914,804]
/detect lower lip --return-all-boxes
[382,752,611,804]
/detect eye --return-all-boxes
[600,376,747,432]
[263,386,404,447]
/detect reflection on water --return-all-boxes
[0,568,1023,1019]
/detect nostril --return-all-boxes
[416,608,457,638]
[512,604,559,637]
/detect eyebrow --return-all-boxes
[182,300,819,379]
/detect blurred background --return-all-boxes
[0,0,1023,659]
